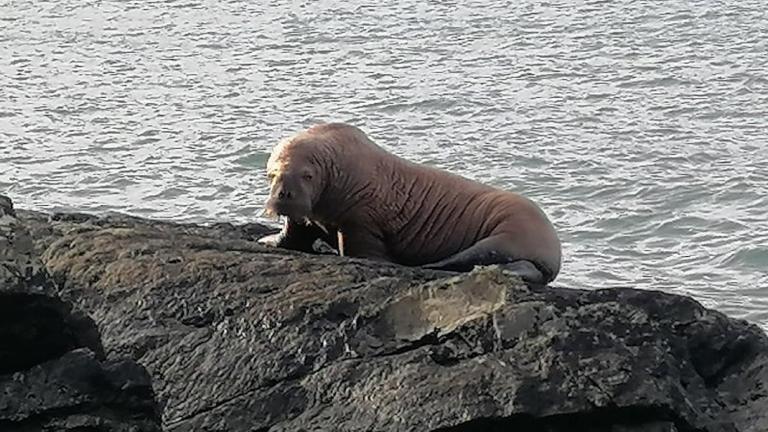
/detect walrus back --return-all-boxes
[380,161,502,262]
[381,158,561,279]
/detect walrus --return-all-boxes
[258,123,562,284]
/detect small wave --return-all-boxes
[721,247,768,270]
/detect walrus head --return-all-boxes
[263,133,326,220]
[263,123,381,220]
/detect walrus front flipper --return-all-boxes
[258,217,339,255]
[420,235,548,284]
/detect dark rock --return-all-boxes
[16,202,765,432]
[1,196,47,291]
[1,194,102,372]
[0,195,14,217]
[0,194,162,431]
[0,291,104,375]
[0,349,158,432]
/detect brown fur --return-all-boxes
[261,123,562,283]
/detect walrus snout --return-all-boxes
[265,194,292,216]
[269,183,298,210]
[265,181,312,219]
[266,166,312,219]
[275,186,293,201]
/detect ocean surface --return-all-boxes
[1,1,767,329]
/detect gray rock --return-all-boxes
[0,348,159,432]
[0,286,104,376]
[1,195,46,292]
[0,195,161,432]
[16,198,765,432]
[0,195,14,217]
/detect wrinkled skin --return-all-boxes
[258,123,562,284]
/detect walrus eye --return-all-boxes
[303,174,313,181]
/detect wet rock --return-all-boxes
[0,194,161,432]
[1,195,46,292]
[0,349,159,432]
[0,195,14,217]
[0,289,103,376]
[17,196,765,432]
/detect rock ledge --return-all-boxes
[4,194,768,432]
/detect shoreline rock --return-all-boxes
[1,196,161,431]
[3,194,767,431]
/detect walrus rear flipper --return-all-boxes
[420,235,547,285]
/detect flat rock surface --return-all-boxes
[6,194,768,432]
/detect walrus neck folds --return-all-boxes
[311,143,389,225]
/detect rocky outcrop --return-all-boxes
[4,194,768,432]
[0,196,161,432]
